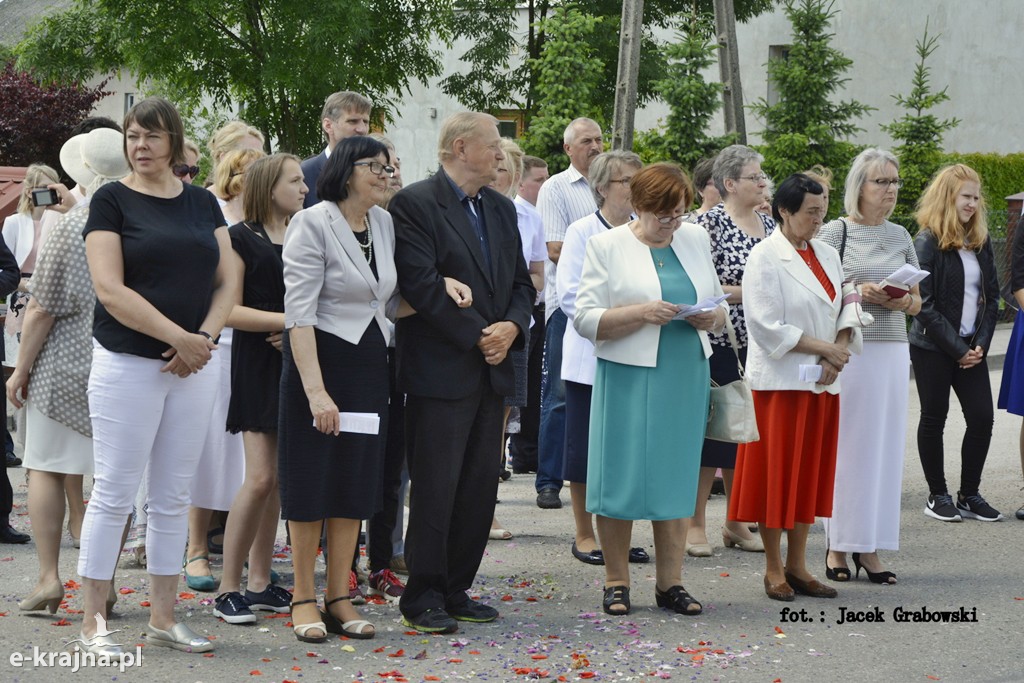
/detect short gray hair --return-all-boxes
[844,147,900,219]
[563,117,601,146]
[589,151,642,208]
[712,144,763,197]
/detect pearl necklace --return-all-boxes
[354,215,373,264]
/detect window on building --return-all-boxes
[766,45,791,107]
[124,93,136,114]
[495,110,525,139]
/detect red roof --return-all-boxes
[0,167,27,222]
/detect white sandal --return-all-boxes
[290,599,327,643]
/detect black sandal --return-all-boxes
[321,595,375,639]
[825,549,851,582]
[655,585,702,615]
[602,585,630,615]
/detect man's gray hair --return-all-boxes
[563,117,601,146]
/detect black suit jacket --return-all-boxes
[0,238,20,360]
[300,152,327,208]
[391,167,535,399]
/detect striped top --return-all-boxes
[818,218,919,342]
[537,164,598,319]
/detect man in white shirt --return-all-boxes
[508,156,549,476]
[301,91,372,207]
[534,118,602,510]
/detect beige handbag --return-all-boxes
[706,318,759,444]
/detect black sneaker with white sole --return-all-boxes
[955,492,1004,522]
[245,584,293,613]
[213,591,257,624]
[924,493,962,522]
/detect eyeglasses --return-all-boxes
[353,161,396,178]
[655,213,686,225]
[608,177,633,186]
[172,164,200,179]
[869,177,904,188]
[736,173,768,183]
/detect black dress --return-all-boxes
[226,222,285,433]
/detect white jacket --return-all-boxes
[1,213,35,267]
[558,212,610,385]
[742,229,863,394]
[574,222,726,367]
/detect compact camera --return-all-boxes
[30,187,60,207]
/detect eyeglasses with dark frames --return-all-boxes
[869,177,904,189]
[353,161,396,178]
[655,213,686,225]
[736,173,769,183]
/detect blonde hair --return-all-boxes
[802,164,833,191]
[207,121,265,170]
[18,163,60,214]
[496,138,524,199]
[183,137,201,161]
[844,148,899,219]
[915,164,988,251]
[438,112,498,163]
[213,148,265,202]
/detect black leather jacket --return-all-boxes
[908,230,999,359]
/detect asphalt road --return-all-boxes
[2,326,1022,683]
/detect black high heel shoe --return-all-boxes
[825,549,850,582]
[851,552,896,584]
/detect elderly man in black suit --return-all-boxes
[390,112,535,633]
[301,91,372,208]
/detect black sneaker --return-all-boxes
[401,608,459,634]
[924,493,961,522]
[956,492,1003,522]
[536,488,562,509]
[5,451,21,468]
[447,599,498,623]
[245,584,292,613]
[213,591,257,624]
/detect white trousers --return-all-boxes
[78,344,218,579]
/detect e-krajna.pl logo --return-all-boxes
[9,613,143,673]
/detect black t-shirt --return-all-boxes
[83,182,226,359]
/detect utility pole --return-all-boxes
[713,0,747,143]
[611,0,644,151]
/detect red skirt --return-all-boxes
[728,390,839,529]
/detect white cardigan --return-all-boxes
[742,229,863,394]
[574,222,727,367]
[557,212,606,385]
[1,213,35,268]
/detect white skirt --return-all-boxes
[189,329,245,510]
[822,341,910,552]
[22,400,93,475]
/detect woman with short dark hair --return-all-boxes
[574,162,727,617]
[731,173,859,602]
[79,96,234,657]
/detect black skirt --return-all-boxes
[278,325,388,521]
[699,343,746,469]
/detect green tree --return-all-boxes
[634,17,736,169]
[442,0,776,125]
[881,22,960,219]
[750,0,871,184]
[16,0,459,155]
[519,6,604,172]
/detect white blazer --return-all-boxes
[574,222,727,367]
[557,212,607,385]
[1,213,35,268]
[283,201,398,345]
[742,229,863,394]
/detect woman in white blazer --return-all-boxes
[280,135,470,643]
[728,174,862,603]
[574,163,726,617]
